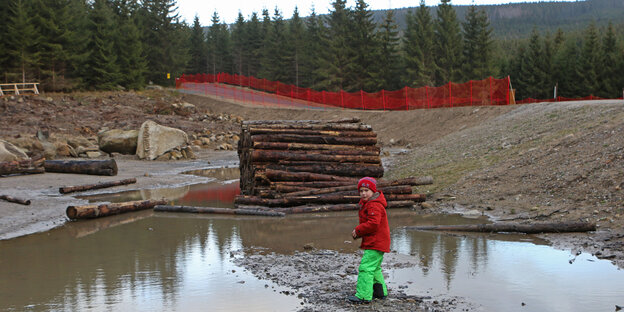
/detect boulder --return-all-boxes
[136,120,188,160]
[98,129,139,155]
[0,140,29,162]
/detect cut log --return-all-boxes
[263,169,358,182]
[236,200,416,213]
[154,205,285,217]
[283,176,434,197]
[66,199,166,219]
[271,181,358,188]
[251,148,380,156]
[261,163,384,178]
[0,195,31,205]
[252,142,380,152]
[45,159,118,176]
[248,128,376,137]
[243,118,361,125]
[59,178,138,194]
[270,184,317,193]
[251,150,380,164]
[251,134,377,146]
[0,157,45,176]
[278,185,412,198]
[244,123,372,131]
[234,193,424,207]
[404,221,596,234]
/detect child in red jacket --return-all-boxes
[347,177,390,304]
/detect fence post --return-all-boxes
[470,80,473,106]
[361,90,365,110]
[426,86,429,108]
[489,76,493,105]
[449,82,452,108]
[382,89,386,111]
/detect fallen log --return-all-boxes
[0,157,45,176]
[236,200,416,213]
[271,181,358,188]
[404,221,596,234]
[59,178,138,194]
[283,176,434,197]
[248,128,376,137]
[45,159,118,176]
[243,118,361,125]
[154,205,285,217]
[263,169,358,182]
[252,142,380,152]
[251,134,377,146]
[244,123,372,131]
[66,199,166,219]
[261,163,384,178]
[251,148,380,156]
[0,195,31,205]
[251,150,380,164]
[234,193,425,207]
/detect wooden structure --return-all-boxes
[0,83,40,96]
[236,119,432,212]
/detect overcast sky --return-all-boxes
[175,0,579,25]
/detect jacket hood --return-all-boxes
[360,191,387,208]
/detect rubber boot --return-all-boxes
[373,283,386,300]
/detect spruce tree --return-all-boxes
[257,9,272,79]
[260,8,290,83]
[187,15,208,75]
[525,29,548,98]
[301,8,328,89]
[403,1,436,87]
[579,22,600,96]
[206,12,232,75]
[245,12,263,77]
[0,1,10,81]
[288,7,305,87]
[461,5,493,81]
[434,0,462,85]
[231,13,247,75]
[350,0,378,92]
[598,22,619,98]
[553,39,582,98]
[83,0,120,90]
[6,0,39,83]
[374,10,401,91]
[112,0,147,89]
[324,0,354,91]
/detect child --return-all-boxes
[347,177,390,304]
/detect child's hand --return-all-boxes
[352,229,358,239]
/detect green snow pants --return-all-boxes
[355,249,388,301]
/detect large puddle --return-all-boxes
[1,167,623,311]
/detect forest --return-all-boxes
[1,0,623,100]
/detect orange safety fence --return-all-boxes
[176,73,511,110]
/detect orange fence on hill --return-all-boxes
[176,73,511,110]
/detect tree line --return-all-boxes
[1,0,623,100]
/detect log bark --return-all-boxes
[251,134,377,146]
[45,159,118,176]
[248,128,376,137]
[154,205,285,217]
[252,142,380,152]
[235,200,416,213]
[403,222,596,234]
[59,178,138,194]
[283,176,434,197]
[271,181,358,188]
[279,185,412,198]
[66,199,166,219]
[234,193,424,207]
[243,118,361,125]
[0,195,31,205]
[243,123,372,131]
[0,157,45,176]
[251,148,380,156]
[252,150,380,164]
[261,163,383,178]
[262,169,358,182]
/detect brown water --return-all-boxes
[1,167,623,312]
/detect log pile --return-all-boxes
[236,119,432,212]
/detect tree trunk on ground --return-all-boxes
[59,178,138,194]
[0,157,45,176]
[251,150,380,163]
[154,205,285,217]
[243,118,361,125]
[404,222,596,233]
[0,195,31,205]
[235,200,416,213]
[284,176,434,197]
[45,159,118,176]
[251,134,377,146]
[66,199,166,219]
[259,163,384,178]
[248,128,376,137]
[251,142,380,152]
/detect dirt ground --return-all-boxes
[2,89,624,311]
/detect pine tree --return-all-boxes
[579,22,600,96]
[525,29,548,98]
[245,12,263,77]
[0,1,11,81]
[6,0,40,83]
[403,1,436,87]
[187,15,207,75]
[461,5,493,81]
[206,12,231,75]
[257,9,272,79]
[374,10,401,91]
[260,8,290,82]
[553,39,582,98]
[349,0,378,92]
[324,0,353,91]
[301,8,328,89]
[111,0,147,89]
[231,13,247,75]
[597,22,619,98]
[288,7,305,87]
[434,0,463,85]
[82,0,120,90]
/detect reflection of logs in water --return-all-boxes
[65,209,154,238]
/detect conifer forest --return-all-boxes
[1,0,623,101]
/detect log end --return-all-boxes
[66,206,78,219]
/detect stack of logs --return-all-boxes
[235,118,431,213]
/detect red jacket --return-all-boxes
[354,192,390,253]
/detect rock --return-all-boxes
[420,202,433,209]
[66,136,92,149]
[201,137,211,145]
[303,243,315,250]
[462,209,482,217]
[98,129,139,154]
[170,150,183,160]
[0,139,29,162]
[191,139,202,146]
[182,146,195,159]
[54,142,72,157]
[136,120,189,160]
[41,141,57,159]
[85,151,101,158]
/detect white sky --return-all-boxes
[175,0,579,25]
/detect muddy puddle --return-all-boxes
[1,167,623,312]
